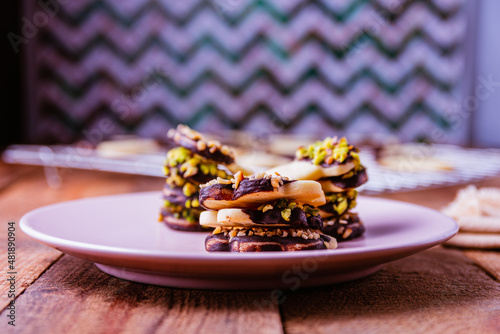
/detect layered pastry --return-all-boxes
[199,172,338,252]
[268,137,368,241]
[160,125,235,231]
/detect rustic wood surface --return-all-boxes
[1,163,499,334]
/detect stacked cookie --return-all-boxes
[269,137,368,241]
[160,125,235,231]
[199,171,338,252]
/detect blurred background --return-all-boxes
[1,0,500,192]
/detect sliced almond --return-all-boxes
[200,209,289,228]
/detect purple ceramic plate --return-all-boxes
[20,192,458,289]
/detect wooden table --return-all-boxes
[1,163,500,333]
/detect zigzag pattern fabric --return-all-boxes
[30,0,468,143]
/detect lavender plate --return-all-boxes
[20,192,458,290]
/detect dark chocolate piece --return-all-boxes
[322,213,365,241]
[319,167,368,190]
[161,212,209,232]
[205,233,329,252]
[199,178,296,210]
[199,183,234,209]
[205,233,230,251]
[162,184,198,207]
[241,207,323,229]
[233,178,294,200]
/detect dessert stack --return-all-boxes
[160,125,235,231]
[198,171,338,252]
[269,137,368,241]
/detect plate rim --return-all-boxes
[20,191,459,264]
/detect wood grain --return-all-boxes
[2,163,500,333]
[281,247,500,334]
[1,255,283,334]
[464,250,500,281]
[0,165,164,311]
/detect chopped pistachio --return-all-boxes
[312,151,327,165]
[166,147,191,167]
[275,199,288,209]
[341,171,354,179]
[281,208,292,221]
[295,136,358,166]
[182,182,198,197]
[303,205,319,217]
[261,204,273,212]
[351,152,361,171]
[217,170,228,178]
[209,164,218,176]
[199,164,210,175]
[335,198,348,215]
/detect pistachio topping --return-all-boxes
[295,136,360,168]
[161,200,203,223]
[259,204,274,212]
[164,147,231,181]
[182,182,197,197]
[322,189,358,216]
[272,199,319,217]
[281,208,292,221]
[165,168,186,187]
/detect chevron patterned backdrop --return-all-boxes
[26,0,469,144]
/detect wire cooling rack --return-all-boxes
[3,144,500,194]
[359,145,500,194]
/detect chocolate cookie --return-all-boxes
[205,203,323,230]
[205,228,337,252]
[160,211,209,232]
[160,205,205,231]
[199,172,326,210]
[164,146,232,186]
[318,167,368,192]
[167,124,235,165]
[162,184,200,209]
